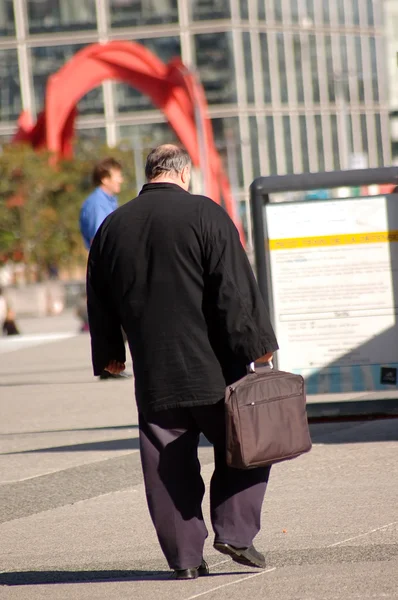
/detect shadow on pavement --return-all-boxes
[3,435,213,455]
[0,366,91,377]
[1,424,139,436]
[309,419,398,444]
[0,569,248,586]
[0,380,130,387]
[0,570,173,585]
[3,422,397,456]
[2,542,398,586]
[3,438,141,454]
[3,422,398,455]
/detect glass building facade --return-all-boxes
[0,0,391,244]
[385,0,398,161]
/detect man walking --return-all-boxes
[80,157,130,379]
[80,157,123,250]
[87,145,278,579]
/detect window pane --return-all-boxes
[352,0,360,25]
[0,0,15,36]
[249,116,260,178]
[194,32,237,104]
[339,36,350,102]
[258,1,265,20]
[283,116,293,173]
[375,114,383,166]
[27,0,97,33]
[190,0,230,21]
[119,122,179,150]
[348,114,354,159]
[360,114,368,155]
[337,0,345,25]
[306,0,315,22]
[0,50,21,121]
[212,117,243,188]
[323,0,330,24]
[110,0,178,27]
[243,33,254,103]
[315,115,325,171]
[266,117,277,174]
[118,122,180,192]
[239,0,248,19]
[74,128,107,160]
[239,200,249,242]
[325,35,335,102]
[291,0,299,23]
[293,35,304,104]
[274,0,283,22]
[277,33,288,104]
[331,115,340,170]
[393,141,398,162]
[355,36,365,102]
[367,0,375,26]
[309,35,320,103]
[31,45,104,116]
[299,116,310,172]
[115,37,181,114]
[76,128,107,143]
[369,37,379,102]
[260,33,272,104]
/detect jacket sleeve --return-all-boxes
[202,202,278,365]
[86,234,126,375]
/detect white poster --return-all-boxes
[266,196,398,393]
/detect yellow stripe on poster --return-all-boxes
[269,230,398,250]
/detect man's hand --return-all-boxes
[255,352,273,364]
[104,360,126,375]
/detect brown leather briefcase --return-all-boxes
[225,364,312,469]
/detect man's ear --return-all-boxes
[181,165,190,183]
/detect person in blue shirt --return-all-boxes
[80,157,130,380]
[80,157,124,250]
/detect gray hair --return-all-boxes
[145,145,192,181]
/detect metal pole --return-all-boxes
[250,184,278,366]
[132,130,144,193]
[253,166,398,194]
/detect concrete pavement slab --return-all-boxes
[1,316,398,599]
[1,428,398,598]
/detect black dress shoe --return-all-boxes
[173,559,209,580]
[214,542,266,568]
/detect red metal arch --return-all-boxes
[13,41,242,238]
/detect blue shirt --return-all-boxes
[79,187,118,250]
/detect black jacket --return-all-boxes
[87,183,278,415]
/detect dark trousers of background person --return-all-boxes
[138,399,271,571]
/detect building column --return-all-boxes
[13,0,34,117]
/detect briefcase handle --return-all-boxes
[248,360,273,374]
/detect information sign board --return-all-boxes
[265,196,398,393]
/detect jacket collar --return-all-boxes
[139,182,187,194]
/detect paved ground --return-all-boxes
[0,313,397,599]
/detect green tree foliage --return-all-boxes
[0,141,136,278]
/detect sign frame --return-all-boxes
[250,167,398,374]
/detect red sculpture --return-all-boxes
[13,41,243,239]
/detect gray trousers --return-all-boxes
[138,400,271,570]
